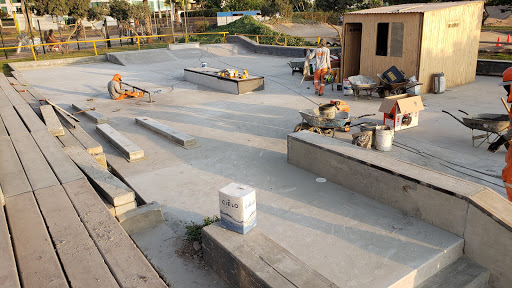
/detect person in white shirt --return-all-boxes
[307,38,331,96]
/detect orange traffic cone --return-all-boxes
[496,37,502,47]
[507,35,511,43]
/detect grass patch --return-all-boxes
[185,215,220,243]
[479,53,512,61]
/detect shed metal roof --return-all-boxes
[347,1,482,14]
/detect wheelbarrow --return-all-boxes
[442,110,509,147]
[376,73,423,98]
[288,58,306,75]
[348,75,378,100]
[294,108,375,137]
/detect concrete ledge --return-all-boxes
[476,59,512,76]
[117,201,163,235]
[202,223,339,288]
[39,105,64,136]
[71,104,109,124]
[287,131,512,287]
[167,42,200,50]
[135,117,198,149]
[9,55,107,71]
[96,123,145,162]
[106,49,177,66]
[416,257,489,288]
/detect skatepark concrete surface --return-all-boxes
[20,44,508,287]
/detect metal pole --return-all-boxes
[0,26,8,59]
[93,41,97,55]
[37,20,45,54]
[104,19,111,48]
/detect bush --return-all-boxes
[185,215,220,243]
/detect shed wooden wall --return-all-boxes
[342,13,422,84]
[418,2,483,93]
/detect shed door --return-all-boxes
[343,23,362,78]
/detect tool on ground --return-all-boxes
[40,99,80,122]
[501,97,511,114]
[120,80,153,103]
[72,107,96,115]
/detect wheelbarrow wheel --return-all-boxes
[378,88,389,98]
[293,122,312,132]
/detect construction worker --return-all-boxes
[307,38,331,96]
[108,74,144,100]
[488,66,512,201]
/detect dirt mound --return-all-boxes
[263,22,342,43]
[485,6,512,26]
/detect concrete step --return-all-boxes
[40,105,65,136]
[71,104,109,124]
[0,205,20,288]
[416,257,489,288]
[0,137,32,198]
[135,116,198,149]
[0,106,28,136]
[0,74,25,106]
[96,123,145,162]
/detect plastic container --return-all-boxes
[433,72,445,94]
[343,78,353,95]
[375,125,394,151]
[201,62,208,68]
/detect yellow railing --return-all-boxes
[234,33,341,46]
[0,31,229,61]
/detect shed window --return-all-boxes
[390,22,404,57]
[376,23,389,56]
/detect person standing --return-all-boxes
[488,66,512,201]
[307,38,331,96]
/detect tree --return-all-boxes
[109,0,132,22]
[0,10,8,19]
[226,0,265,11]
[261,0,293,18]
[315,0,359,12]
[142,0,153,42]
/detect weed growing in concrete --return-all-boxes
[185,215,220,243]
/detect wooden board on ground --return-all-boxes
[62,178,167,288]
[96,123,145,162]
[63,146,134,207]
[0,106,28,136]
[31,130,84,185]
[0,137,32,198]
[14,104,47,133]
[10,133,60,191]
[0,204,21,288]
[40,105,64,136]
[34,185,120,288]
[4,192,68,288]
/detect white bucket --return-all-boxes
[343,78,353,95]
[375,125,394,151]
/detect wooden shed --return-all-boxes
[342,1,484,94]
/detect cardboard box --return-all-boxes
[378,94,424,131]
[219,183,257,234]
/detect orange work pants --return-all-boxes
[115,91,144,100]
[503,145,512,201]
[314,68,328,94]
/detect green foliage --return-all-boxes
[185,215,220,243]
[186,8,222,17]
[226,0,265,11]
[109,0,132,22]
[131,2,151,21]
[67,0,90,19]
[0,9,9,19]
[355,0,383,10]
[30,0,68,17]
[87,3,109,21]
[315,0,357,12]
[261,0,293,18]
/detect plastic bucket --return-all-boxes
[343,78,353,95]
[375,125,394,151]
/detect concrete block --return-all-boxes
[0,106,28,136]
[40,105,65,136]
[0,74,26,105]
[106,49,176,66]
[184,67,264,95]
[168,42,200,50]
[10,133,60,191]
[58,126,84,148]
[54,107,78,129]
[219,183,256,234]
[0,204,20,288]
[203,223,338,288]
[71,104,109,124]
[62,178,167,288]
[135,117,197,149]
[69,124,103,155]
[31,130,84,184]
[96,123,145,162]
[34,185,120,287]
[464,204,512,288]
[0,114,8,137]
[93,152,108,170]
[0,88,12,108]
[9,55,107,71]
[64,146,135,206]
[114,200,137,215]
[14,103,47,132]
[0,137,32,198]
[416,257,489,288]
[287,131,476,237]
[5,192,67,287]
[100,194,116,216]
[117,202,163,235]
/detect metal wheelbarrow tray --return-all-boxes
[442,110,509,147]
[294,109,375,137]
[348,75,378,100]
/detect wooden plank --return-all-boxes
[71,104,109,124]
[63,146,134,207]
[4,192,68,288]
[10,133,60,191]
[31,130,84,184]
[96,123,144,162]
[0,74,26,106]
[40,105,64,136]
[0,113,8,137]
[0,205,21,288]
[14,104,47,133]
[0,137,32,198]
[62,178,167,288]
[0,106,28,136]
[34,185,120,288]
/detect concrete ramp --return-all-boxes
[106,49,178,66]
